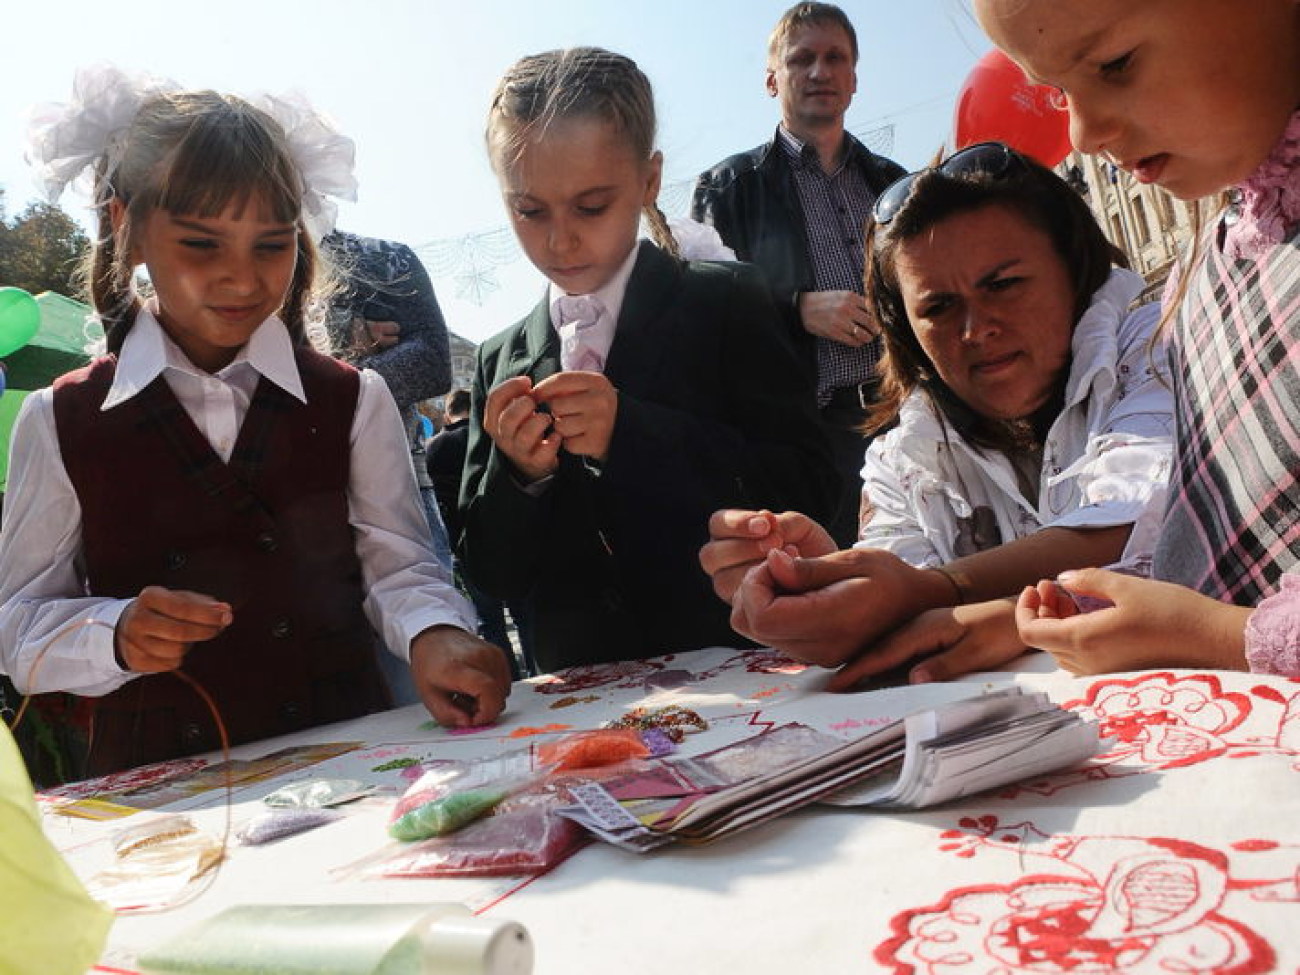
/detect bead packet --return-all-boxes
[387,748,540,842]
[262,778,374,808]
[84,814,225,913]
[236,808,342,846]
[374,792,587,879]
[534,728,674,771]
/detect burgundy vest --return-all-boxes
[48,349,390,778]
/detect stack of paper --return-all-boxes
[559,687,1099,851]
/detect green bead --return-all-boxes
[388,787,507,841]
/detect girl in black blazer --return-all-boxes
[460,48,838,673]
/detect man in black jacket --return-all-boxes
[691,2,905,547]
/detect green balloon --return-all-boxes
[0,288,40,358]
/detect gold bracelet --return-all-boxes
[928,565,966,605]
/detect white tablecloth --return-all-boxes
[40,647,1300,974]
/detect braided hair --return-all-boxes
[486,47,679,259]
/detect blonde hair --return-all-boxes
[485,47,679,258]
[767,2,859,69]
[1155,194,1228,345]
[84,89,325,353]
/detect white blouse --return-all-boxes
[859,269,1175,569]
[0,307,475,697]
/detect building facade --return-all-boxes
[1058,149,1194,298]
[447,332,477,398]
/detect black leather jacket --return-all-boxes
[690,127,905,341]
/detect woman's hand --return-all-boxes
[1015,568,1253,674]
[699,509,837,604]
[827,598,1029,690]
[729,547,955,667]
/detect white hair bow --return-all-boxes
[252,91,358,241]
[25,62,178,203]
[26,63,358,240]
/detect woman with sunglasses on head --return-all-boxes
[701,143,1174,687]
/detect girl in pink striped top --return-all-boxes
[974,0,1300,676]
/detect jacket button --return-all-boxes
[256,532,278,553]
[182,722,203,744]
[279,702,303,723]
[165,551,187,570]
[270,618,293,639]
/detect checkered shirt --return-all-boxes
[777,128,880,404]
[1152,226,1300,604]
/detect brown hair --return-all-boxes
[768,2,859,68]
[485,47,679,258]
[446,388,472,417]
[84,89,323,354]
[863,148,1128,451]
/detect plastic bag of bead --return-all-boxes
[262,778,373,808]
[85,814,225,913]
[236,807,342,846]
[376,793,587,878]
[387,749,543,842]
[533,728,674,771]
[111,813,206,857]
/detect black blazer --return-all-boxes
[458,243,839,673]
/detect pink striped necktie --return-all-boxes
[556,294,606,372]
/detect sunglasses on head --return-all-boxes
[872,142,1027,227]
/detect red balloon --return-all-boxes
[953,49,1072,168]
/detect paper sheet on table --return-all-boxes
[822,688,1100,807]
[561,688,1101,849]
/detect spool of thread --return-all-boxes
[424,914,533,975]
[135,902,534,975]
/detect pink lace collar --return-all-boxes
[1224,109,1300,261]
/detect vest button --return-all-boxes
[165,551,187,570]
[256,532,278,553]
[270,618,293,639]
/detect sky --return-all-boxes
[0,1,994,344]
